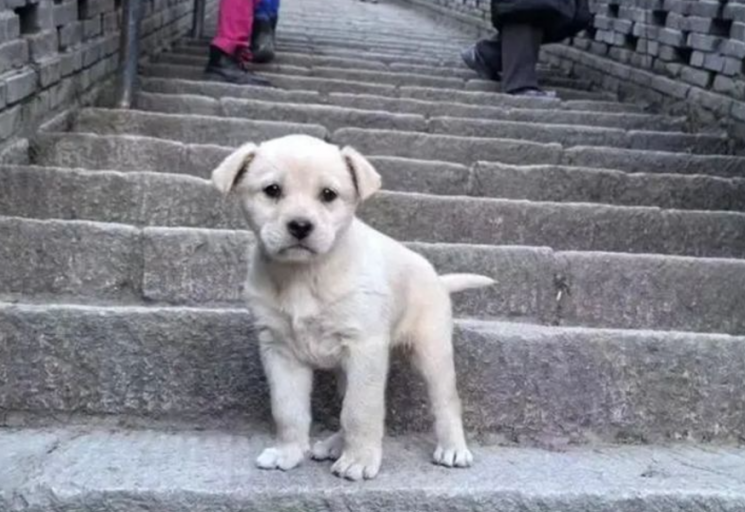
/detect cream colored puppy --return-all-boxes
[212,134,493,481]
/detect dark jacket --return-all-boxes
[491,0,592,43]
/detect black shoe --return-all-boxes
[204,45,272,86]
[251,17,276,64]
[461,42,500,81]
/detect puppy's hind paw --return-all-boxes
[311,432,344,461]
[433,445,473,468]
[256,445,306,471]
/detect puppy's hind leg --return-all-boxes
[411,306,472,468]
[256,338,312,471]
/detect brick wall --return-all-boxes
[0,0,196,145]
[406,0,745,136]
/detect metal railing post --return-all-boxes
[116,0,143,109]
[192,0,206,39]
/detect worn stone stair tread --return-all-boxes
[31,131,745,189]
[139,62,613,102]
[2,428,745,510]
[2,216,744,334]
[156,51,588,90]
[2,303,745,439]
[139,76,637,114]
[71,108,331,147]
[6,163,745,260]
[471,161,745,211]
[135,90,688,132]
[69,108,717,156]
[179,38,469,67]
[11,153,744,215]
[334,128,745,176]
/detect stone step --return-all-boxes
[140,62,612,102]
[2,429,744,508]
[18,145,745,213]
[171,44,554,77]
[2,304,744,441]
[139,76,639,114]
[1,217,744,333]
[136,91,687,132]
[333,128,745,177]
[31,130,745,197]
[70,108,722,155]
[73,108,330,147]
[181,35,469,62]
[156,51,590,91]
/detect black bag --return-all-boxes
[490,0,592,43]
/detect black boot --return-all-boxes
[204,45,272,86]
[461,35,502,81]
[251,17,276,64]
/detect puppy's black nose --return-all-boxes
[287,218,314,240]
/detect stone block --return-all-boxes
[680,66,712,88]
[0,11,20,43]
[58,21,82,49]
[5,68,37,104]
[0,39,29,75]
[52,0,78,27]
[35,55,61,88]
[25,29,58,63]
[0,104,20,140]
[83,14,102,40]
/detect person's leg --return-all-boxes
[461,34,501,81]
[501,23,546,95]
[212,0,255,56]
[252,0,279,63]
[206,0,272,84]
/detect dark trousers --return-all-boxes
[501,23,543,93]
[474,23,544,93]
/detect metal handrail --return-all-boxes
[192,0,206,39]
[116,0,206,109]
[115,0,143,108]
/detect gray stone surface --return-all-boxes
[1,428,745,512]
[332,128,564,165]
[3,305,745,442]
[2,214,745,333]
[0,217,142,300]
[472,162,745,211]
[72,108,329,147]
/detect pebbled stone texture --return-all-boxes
[2,305,745,443]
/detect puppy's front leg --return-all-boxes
[256,338,312,471]
[332,338,389,481]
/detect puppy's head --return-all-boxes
[212,134,381,263]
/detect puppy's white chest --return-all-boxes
[253,284,358,369]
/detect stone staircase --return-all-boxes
[2,0,745,508]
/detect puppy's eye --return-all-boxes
[320,188,338,203]
[263,184,282,199]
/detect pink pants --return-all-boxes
[212,0,258,56]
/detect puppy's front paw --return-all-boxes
[311,432,344,461]
[331,447,382,481]
[433,444,473,468]
[256,445,306,471]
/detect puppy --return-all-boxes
[211,134,493,481]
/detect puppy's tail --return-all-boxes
[440,273,495,294]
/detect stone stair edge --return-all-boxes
[2,215,745,335]
[3,302,745,442]
[65,108,736,159]
[2,425,745,508]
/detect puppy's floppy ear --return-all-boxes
[211,142,259,196]
[341,145,382,202]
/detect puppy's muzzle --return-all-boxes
[287,218,314,240]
